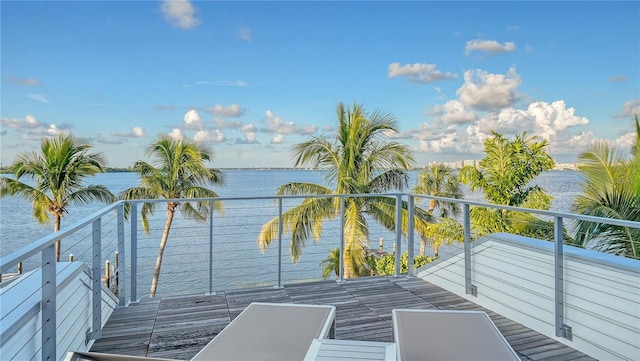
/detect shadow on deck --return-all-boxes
[91,276,595,361]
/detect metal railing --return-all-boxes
[1,193,639,361]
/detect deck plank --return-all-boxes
[91,276,596,361]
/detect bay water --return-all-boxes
[0,169,583,295]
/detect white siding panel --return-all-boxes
[417,233,640,361]
[0,262,118,361]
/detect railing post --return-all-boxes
[208,200,214,295]
[277,198,283,288]
[339,196,345,283]
[394,194,402,277]
[41,242,56,361]
[463,204,476,296]
[117,205,126,306]
[87,218,102,342]
[130,202,138,302]
[554,216,572,340]
[407,195,415,276]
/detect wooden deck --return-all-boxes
[91,276,596,361]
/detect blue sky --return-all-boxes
[1,1,639,168]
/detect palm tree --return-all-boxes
[458,131,556,238]
[257,102,433,278]
[0,134,114,261]
[571,115,640,259]
[118,135,225,297]
[413,164,463,256]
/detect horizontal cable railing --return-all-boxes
[1,193,638,361]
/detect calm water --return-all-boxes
[0,169,583,295]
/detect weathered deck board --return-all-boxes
[91,276,595,361]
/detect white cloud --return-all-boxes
[133,126,146,137]
[1,114,43,129]
[111,126,147,138]
[28,93,50,103]
[527,100,589,138]
[271,134,285,144]
[183,109,202,128]
[456,67,521,111]
[167,128,184,140]
[214,80,248,87]
[262,110,318,143]
[161,0,199,30]
[432,100,477,125]
[22,124,70,140]
[194,129,225,143]
[209,104,244,117]
[388,62,458,83]
[236,123,258,144]
[566,131,595,148]
[619,99,640,117]
[238,27,252,41]
[465,39,516,55]
[8,77,39,86]
[214,118,243,129]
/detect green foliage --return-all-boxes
[259,102,433,278]
[413,164,463,256]
[118,135,225,296]
[570,116,640,259]
[374,252,434,276]
[458,131,557,238]
[0,134,114,261]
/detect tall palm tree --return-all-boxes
[458,131,556,238]
[257,102,432,278]
[0,134,114,261]
[118,135,225,297]
[571,116,640,259]
[413,164,463,256]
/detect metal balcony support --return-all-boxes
[208,201,214,295]
[407,195,415,276]
[87,219,102,342]
[117,206,126,306]
[130,202,138,302]
[277,198,284,288]
[41,242,56,361]
[463,204,476,296]
[394,194,402,277]
[338,197,345,284]
[554,216,572,340]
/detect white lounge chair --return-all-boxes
[392,309,520,361]
[66,302,336,361]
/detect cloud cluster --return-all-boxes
[161,0,199,30]
[238,27,252,42]
[168,107,319,146]
[456,67,521,111]
[388,63,458,83]
[465,39,516,55]
[8,77,39,86]
[403,65,601,158]
[0,115,71,140]
[110,127,146,138]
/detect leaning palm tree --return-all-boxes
[257,102,433,278]
[118,135,225,297]
[571,116,640,259]
[0,134,114,261]
[413,164,463,256]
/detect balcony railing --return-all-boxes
[1,193,639,361]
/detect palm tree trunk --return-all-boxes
[150,206,176,297]
[419,237,426,257]
[343,250,355,279]
[54,215,61,262]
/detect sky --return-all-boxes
[1,1,639,168]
